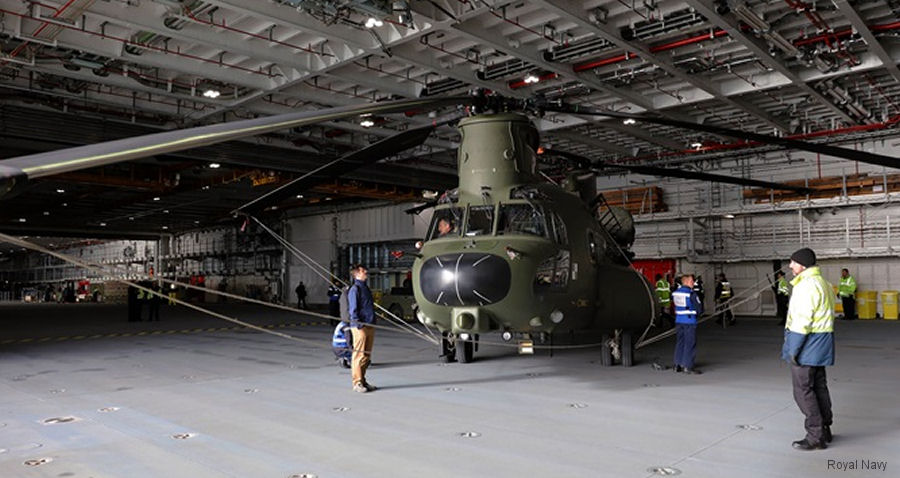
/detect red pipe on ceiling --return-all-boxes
[574,20,900,73]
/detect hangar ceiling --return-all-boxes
[1,0,899,237]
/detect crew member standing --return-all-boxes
[347,264,377,393]
[655,274,672,328]
[672,274,703,375]
[295,281,307,309]
[774,270,790,326]
[715,273,735,326]
[783,248,835,450]
[327,280,342,325]
[838,268,857,320]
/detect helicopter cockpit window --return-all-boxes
[428,207,463,240]
[465,205,495,237]
[497,204,548,238]
[551,212,568,247]
[534,250,570,292]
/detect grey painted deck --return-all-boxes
[1,303,897,478]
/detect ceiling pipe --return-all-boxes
[574,19,900,73]
[181,5,333,58]
[1,0,79,66]
[0,8,278,78]
[573,29,728,72]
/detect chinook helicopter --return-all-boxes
[2,92,898,367]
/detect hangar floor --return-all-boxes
[1,303,897,478]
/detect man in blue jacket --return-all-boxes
[783,248,835,450]
[347,264,377,393]
[672,274,703,375]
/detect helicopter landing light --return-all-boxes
[518,340,534,354]
[441,270,455,284]
[550,309,564,323]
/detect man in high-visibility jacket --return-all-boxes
[838,268,857,320]
[715,273,735,326]
[773,270,790,326]
[783,248,835,451]
[655,274,672,327]
[673,274,703,375]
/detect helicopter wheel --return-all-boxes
[440,332,456,363]
[456,338,474,363]
[599,333,614,367]
[620,331,634,367]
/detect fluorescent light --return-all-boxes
[622,118,636,125]
[524,74,540,84]
[360,119,375,127]
[202,89,221,99]
[208,162,221,169]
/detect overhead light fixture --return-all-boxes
[153,197,161,201]
[162,226,169,230]
[43,211,50,216]
[364,17,383,28]
[99,222,107,227]
[208,163,221,169]
[622,118,636,125]
[360,119,375,127]
[724,214,735,219]
[691,142,703,149]
[17,218,26,223]
[296,194,304,199]
[202,89,221,99]
[56,188,65,193]
[524,73,540,84]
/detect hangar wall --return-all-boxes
[612,137,900,317]
[284,203,431,305]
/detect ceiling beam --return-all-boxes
[833,0,900,84]
[684,0,858,125]
[533,0,792,133]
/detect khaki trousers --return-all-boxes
[351,325,375,387]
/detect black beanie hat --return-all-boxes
[790,247,816,267]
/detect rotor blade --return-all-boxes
[404,201,437,215]
[542,148,812,194]
[237,125,436,213]
[0,96,472,198]
[608,164,813,195]
[542,103,900,169]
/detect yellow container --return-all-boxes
[857,290,878,319]
[881,291,899,320]
[833,286,843,313]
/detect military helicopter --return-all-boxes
[2,92,897,367]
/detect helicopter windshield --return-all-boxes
[497,203,548,238]
[465,205,495,237]
[428,207,463,240]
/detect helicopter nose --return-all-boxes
[420,253,511,306]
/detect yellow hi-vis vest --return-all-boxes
[777,277,790,297]
[838,275,857,297]
[787,267,834,335]
[655,279,671,305]
[784,266,835,366]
